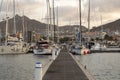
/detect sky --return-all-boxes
[0,0,120,29]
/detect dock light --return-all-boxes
[35,62,42,80]
[52,47,56,60]
[56,49,60,55]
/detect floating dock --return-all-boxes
[43,48,89,80]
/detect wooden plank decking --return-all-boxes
[43,48,89,80]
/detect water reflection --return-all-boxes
[75,53,120,80]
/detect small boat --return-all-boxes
[90,42,106,50]
[81,47,90,55]
[28,42,36,52]
[0,35,30,54]
[0,0,30,54]
[70,44,90,55]
[70,44,81,55]
[0,42,29,54]
[33,41,53,55]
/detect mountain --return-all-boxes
[0,15,47,36]
[0,15,88,37]
[91,19,120,33]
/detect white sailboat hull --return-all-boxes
[0,45,29,54]
[33,49,52,55]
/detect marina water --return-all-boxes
[0,53,51,80]
[75,53,120,80]
[0,52,120,80]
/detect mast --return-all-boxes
[13,0,16,34]
[79,0,82,46]
[88,0,90,34]
[22,10,25,40]
[49,7,52,41]
[46,0,50,41]
[52,0,56,42]
[101,15,103,33]
[56,7,59,43]
[0,0,3,13]
[5,0,9,46]
[48,0,52,41]
[25,21,28,42]
[100,15,103,40]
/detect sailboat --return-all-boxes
[80,0,91,54]
[70,0,90,55]
[0,0,29,54]
[33,0,53,55]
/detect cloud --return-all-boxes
[0,0,46,22]
[54,0,78,7]
[56,6,79,25]
[89,0,120,13]
[77,0,120,27]
[0,0,120,28]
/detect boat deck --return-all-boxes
[43,47,89,80]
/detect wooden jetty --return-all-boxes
[43,48,89,80]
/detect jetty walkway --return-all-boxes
[43,47,89,80]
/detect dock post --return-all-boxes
[56,49,60,55]
[35,62,42,80]
[52,48,56,60]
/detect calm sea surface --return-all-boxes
[0,52,120,80]
[75,53,120,80]
[0,53,51,80]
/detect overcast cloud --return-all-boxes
[0,0,120,28]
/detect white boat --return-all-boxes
[81,48,90,55]
[0,0,29,54]
[0,43,29,54]
[90,42,106,50]
[33,41,53,55]
[70,44,82,55]
[0,35,30,54]
[70,0,90,55]
[70,44,90,55]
